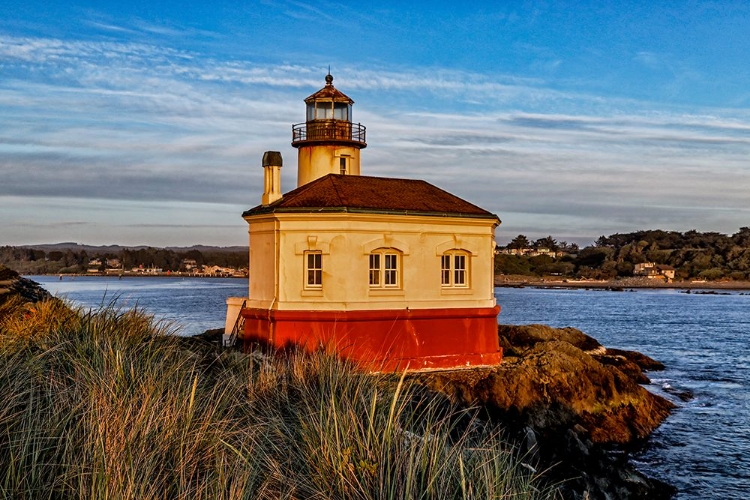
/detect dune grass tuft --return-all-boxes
[0,298,552,499]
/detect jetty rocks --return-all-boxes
[416,323,676,499]
[0,265,52,309]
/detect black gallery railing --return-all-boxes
[292,121,366,145]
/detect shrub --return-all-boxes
[495,254,535,276]
[698,268,726,281]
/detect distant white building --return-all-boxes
[499,247,564,258]
[182,259,198,271]
[634,262,676,281]
[106,258,122,269]
[87,258,102,273]
[202,265,233,277]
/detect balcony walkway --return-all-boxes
[292,120,366,147]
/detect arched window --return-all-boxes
[441,250,469,288]
[369,248,401,288]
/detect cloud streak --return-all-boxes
[1,34,749,246]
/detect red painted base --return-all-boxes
[240,306,502,371]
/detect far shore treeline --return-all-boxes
[0,244,248,275]
[498,228,750,281]
[4,227,750,281]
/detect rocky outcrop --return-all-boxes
[0,265,52,313]
[415,324,676,500]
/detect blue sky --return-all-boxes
[2,1,749,246]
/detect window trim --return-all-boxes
[441,250,470,288]
[304,251,322,289]
[369,248,401,289]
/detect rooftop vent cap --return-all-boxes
[262,151,283,167]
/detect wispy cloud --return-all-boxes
[1,33,749,245]
[84,20,138,35]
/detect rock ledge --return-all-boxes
[414,323,676,500]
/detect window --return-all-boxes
[333,102,349,120]
[369,249,400,288]
[339,157,347,175]
[369,254,380,286]
[441,255,451,285]
[305,251,322,288]
[441,251,469,287]
[315,103,333,120]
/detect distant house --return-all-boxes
[500,248,532,256]
[531,247,562,258]
[181,259,199,271]
[87,258,102,273]
[202,265,233,277]
[499,247,564,258]
[634,262,676,282]
[131,265,162,275]
[103,258,122,275]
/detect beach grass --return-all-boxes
[0,298,550,499]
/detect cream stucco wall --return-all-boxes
[296,145,361,187]
[242,212,498,312]
[246,219,278,304]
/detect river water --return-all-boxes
[29,276,750,498]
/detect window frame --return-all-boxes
[369,248,401,289]
[333,102,349,120]
[304,251,322,289]
[441,250,470,288]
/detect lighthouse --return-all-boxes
[292,73,366,186]
[225,74,503,372]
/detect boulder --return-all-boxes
[498,323,604,355]
[414,324,676,499]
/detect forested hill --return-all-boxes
[6,227,750,280]
[0,244,248,275]
[496,228,750,281]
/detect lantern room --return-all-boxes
[304,74,353,121]
[292,74,367,187]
